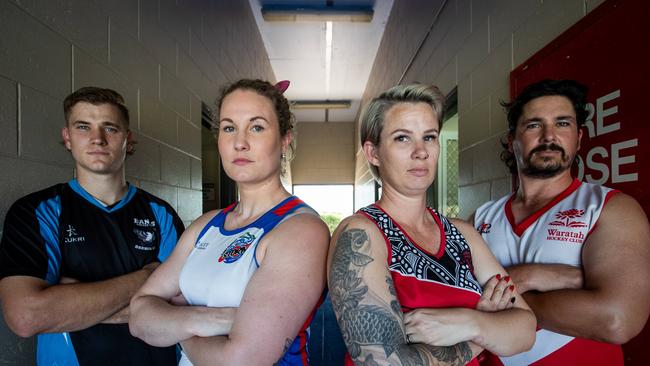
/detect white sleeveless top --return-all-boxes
[474,179,621,366]
[178,196,319,365]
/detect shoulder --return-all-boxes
[336,213,379,234]
[600,191,646,222]
[134,186,177,211]
[269,209,330,248]
[5,184,63,218]
[449,217,482,244]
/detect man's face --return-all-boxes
[62,102,131,177]
[510,95,582,179]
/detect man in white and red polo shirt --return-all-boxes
[473,79,650,366]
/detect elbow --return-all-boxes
[3,309,41,338]
[498,310,537,356]
[597,311,642,344]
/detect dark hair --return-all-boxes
[500,79,588,174]
[216,79,296,161]
[63,87,130,127]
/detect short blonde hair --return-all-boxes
[359,84,445,182]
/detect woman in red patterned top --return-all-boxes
[327,83,536,365]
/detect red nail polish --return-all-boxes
[504,276,511,282]
[496,274,501,280]
[509,285,515,291]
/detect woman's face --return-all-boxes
[217,89,290,185]
[366,102,440,196]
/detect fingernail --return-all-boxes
[510,297,516,303]
[504,276,511,282]
[496,274,501,280]
[509,285,515,291]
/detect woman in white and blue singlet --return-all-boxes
[129,79,330,365]
[327,84,537,365]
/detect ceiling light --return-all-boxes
[291,100,351,109]
[262,5,373,22]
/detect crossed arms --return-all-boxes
[328,216,535,366]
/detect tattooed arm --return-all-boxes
[328,216,480,366]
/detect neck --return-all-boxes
[234,176,290,219]
[515,169,575,208]
[376,183,429,227]
[76,168,127,206]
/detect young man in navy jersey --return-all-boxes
[0,87,184,365]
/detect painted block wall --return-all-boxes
[0,0,274,364]
[292,122,355,185]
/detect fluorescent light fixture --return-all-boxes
[291,100,351,109]
[262,5,373,22]
[325,21,333,95]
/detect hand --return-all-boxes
[170,293,188,306]
[476,274,515,312]
[507,264,584,293]
[404,308,476,346]
[59,276,80,285]
[142,261,160,274]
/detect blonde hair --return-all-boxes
[359,83,445,182]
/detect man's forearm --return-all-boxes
[508,264,583,293]
[10,269,151,335]
[523,289,625,342]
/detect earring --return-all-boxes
[281,152,286,160]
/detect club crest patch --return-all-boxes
[218,232,256,263]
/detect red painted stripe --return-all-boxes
[507,178,582,236]
[273,197,304,216]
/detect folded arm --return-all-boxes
[180,213,330,365]
[0,263,156,337]
[328,217,483,366]
[403,219,535,357]
[516,193,650,343]
[129,211,237,347]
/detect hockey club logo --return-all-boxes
[549,209,587,228]
[547,208,587,243]
[64,225,86,244]
[134,228,156,251]
[218,232,256,263]
[477,222,491,234]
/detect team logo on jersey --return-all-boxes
[549,209,587,228]
[218,232,256,263]
[64,225,86,244]
[134,228,156,251]
[134,218,156,227]
[477,222,491,234]
[546,209,587,243]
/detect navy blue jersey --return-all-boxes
[0,179,184,366]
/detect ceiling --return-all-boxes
[248,0,394,123]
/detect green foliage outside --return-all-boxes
[321,212,343,234]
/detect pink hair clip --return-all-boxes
[274,80,290,94]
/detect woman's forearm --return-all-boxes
[469,308,536,356]
[129,295,235,347]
